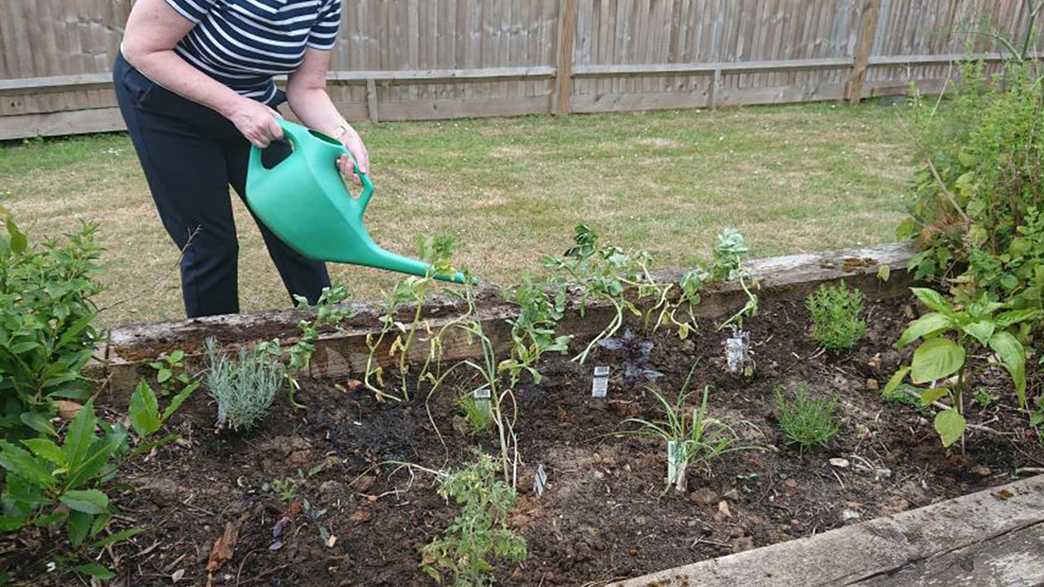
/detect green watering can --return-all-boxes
[246,119,464,283]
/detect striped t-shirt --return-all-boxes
[165,0,342,104]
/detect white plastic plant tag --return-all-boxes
[592,366,610,398]
[473,384,491,402]
[534,464,548,497]
[666,440,680,485]
[724,330,750,374]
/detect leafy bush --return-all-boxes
[0,382,187,580]
[899,59,1044,334]
[205,338,283,431]
[775,385,840,450]
[805,283,866,351]
[0,211,103,438]
[885,288,1038,447]
[421,453,527,586]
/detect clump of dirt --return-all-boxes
[4,297,1041,586]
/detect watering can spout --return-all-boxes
[245,120,465,284]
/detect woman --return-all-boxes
[116,0,367,318]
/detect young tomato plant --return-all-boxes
[884,288,1039,447]
[364,236,456,402]
[420,452,527,586]
[257,284,353,408]
[498,277,572,386]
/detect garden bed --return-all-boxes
[7,243,1042,586]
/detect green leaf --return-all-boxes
[920,387,949,406]
[995,309,1040,328]
[910,288,952,315]
[876,264,891,282]
[64,434,122,490]
[5,216,27,255]
[169,350,185,363]
[962,320,995,346]
[988,332,1027,407]
[0,516,26,532]
[162,380,199,422]
[22,438,67,468]
[934,408,966,448]
[67,510,92,547]
[911,338,965,384]
[129,380,162,438]
[74,563,114,580]
[60,489,109,514]
[19,412,57,437]
[63,399,97,470]
[896,313,953,347]
[882,367,910,397]
[93,527,145,549]
[0,441,57,489]
[156,369,172,384]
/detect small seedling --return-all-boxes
[271,477,298,504]
[775,385,841,451]
[805,282,867,351]
[420,453,527,586]
[598,329,663,385]
[457,392,492,435]
[205,338,283,432]
[620,365,747,492]
[147,349,196,397]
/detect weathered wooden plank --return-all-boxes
[610,474,1044,587]
[553,0,577,113]
[98,242,915,402]
[572,57,854,78]
[0,107,125,140]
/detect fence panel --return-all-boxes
[0,0,1036,139]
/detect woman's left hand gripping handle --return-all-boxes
[227,96,284,148]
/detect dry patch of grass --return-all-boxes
[0,101,915,326]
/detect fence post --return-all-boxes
[366,79,380,123]
[553,0,577,114]
[846,0,882,104]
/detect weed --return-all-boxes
[147,350,196,397]
[271,478,299,504]
[620,365,747,492]
[805,282,867,351]
[205,338,283,432]
[420,453,527,586]
[973,388,995,409]
[775,385,841,451]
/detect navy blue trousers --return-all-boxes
[113,53,330,318]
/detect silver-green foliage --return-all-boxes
[805,282,866,351]
[205,338,283,432]
[775,385,840,451]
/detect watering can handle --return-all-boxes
[274,119,376,214]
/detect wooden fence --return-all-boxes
[0,0,1040,140]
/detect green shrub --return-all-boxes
[421,453,527,586]
[0,211,103,438]
[775,385,840,450]
[205,338,283,431]
[899,59,1044,333]
[805,283,866,351]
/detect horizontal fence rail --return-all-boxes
[0,0,1041,139]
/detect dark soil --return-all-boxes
[5,297,1044,586]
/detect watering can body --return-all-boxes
[245,119,463,283]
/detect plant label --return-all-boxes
[592,366,610,397]
[534,464,548,497]
[724,330,750,374]
[666,440,680,484]
[473,385,491,400]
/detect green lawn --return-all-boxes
[0,101,915,326]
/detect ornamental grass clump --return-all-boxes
[204,338,283,431]
[775,385,841,451]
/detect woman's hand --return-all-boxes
[336,124,369,184]
[226,97,284,148]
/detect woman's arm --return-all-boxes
[286,49,370,179]
[121,0,283,147]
